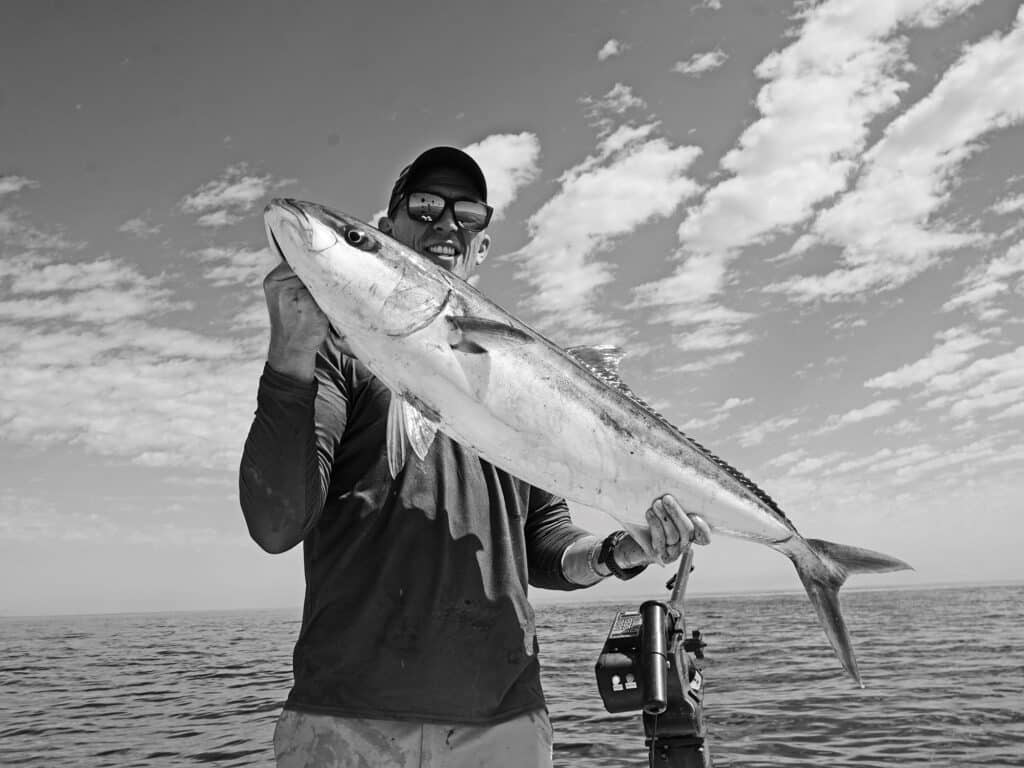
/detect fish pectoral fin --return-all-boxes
[446,315,533,354]
[386,391,440,477]
[403,397,439,461]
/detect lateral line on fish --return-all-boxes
[568,351,792,527]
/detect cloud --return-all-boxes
[196,210,242,228]
[991,194,1024,215]
[179,163,295,228]
[0,243,267,471]
[816,399,901,433]
[580,84,648,137]
[875,418,922,436]
[784,450,851,477]
[0,207,83,252]
[632,0,987,359]
[943,241,1024,318]
[193,244,277,287]
[677,396,752,432]
[772,6,1024,302]
[669,350,744,374]
[508,123,701,335]
[0,175,39,197]
[719,397,752,412]
[597,39,627,61]
[873,335,1024,424]
[736,415,798,447]
[118,216,161,238]
[0,254,187,323]
[462,132,541,220]
[764,448,808,470]
[939,347,1024,419]
[0,315,260,470]
[672,49,728,76]
[865,326,991,390]
[585,83,645,115]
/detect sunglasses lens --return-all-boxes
[407,192,446,222]
[452,201,491,232]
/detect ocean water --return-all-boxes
[2,584,1022,767]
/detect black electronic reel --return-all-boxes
[594,549,712,768]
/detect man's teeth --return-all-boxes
[428,244,457,256]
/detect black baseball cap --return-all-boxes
[387,146,488,218]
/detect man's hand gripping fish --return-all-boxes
[263,198,912,687]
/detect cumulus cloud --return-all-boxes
[0,245,266,470]
[0,207,83,252]
[944,241,1024,319]
[509,123,701,336]
[597,39,627,61]
[678,396,752,432]
[675,2,976,259]
[869,331,1024,424]
[672,49,728,76]
[0,174,39,197]
[865,326,992,390]
[773,6,1024,302]
[179,163,295,228]
[632,0,987,362]
[991,194,1024,215]
[736,415,798,448]
[580,84,648,137]
[193,244,277,287]
[462,132,541,220]
[118,216,161,238]
[815,399,902,434]
[669,350,744,374]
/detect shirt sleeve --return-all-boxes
[524,486,591,591]
[238,333,350,553]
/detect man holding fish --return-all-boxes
[240,146,710,767]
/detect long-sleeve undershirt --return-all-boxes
[239,333,590,723]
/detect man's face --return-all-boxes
[379,168,491,281]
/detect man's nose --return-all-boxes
[432,207,459,234]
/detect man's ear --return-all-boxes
[474,233,491,267]
[377,216,393,234]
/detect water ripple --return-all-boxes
[1,585,1021,766]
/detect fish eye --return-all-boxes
[343,226,380,252]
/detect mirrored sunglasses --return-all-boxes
[405,191,493,232]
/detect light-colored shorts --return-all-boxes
[273,707,554,768]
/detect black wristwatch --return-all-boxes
[597,530,648,581]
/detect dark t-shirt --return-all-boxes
[239,334,590,724]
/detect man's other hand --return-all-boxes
[616,494,711,568]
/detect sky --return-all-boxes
[2,0,1023,616]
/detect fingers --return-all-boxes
[689,512,712,546]
[645,505,670,564]
[646,494,711,564]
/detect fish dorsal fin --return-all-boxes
[566,344,648,403]
[386,392,440,478]
[447,315,533,354]
[566,344,625,381]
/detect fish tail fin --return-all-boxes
[792,539,913,688]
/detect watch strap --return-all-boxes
[597,530,648,581]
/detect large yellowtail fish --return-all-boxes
[263,198,912,687]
